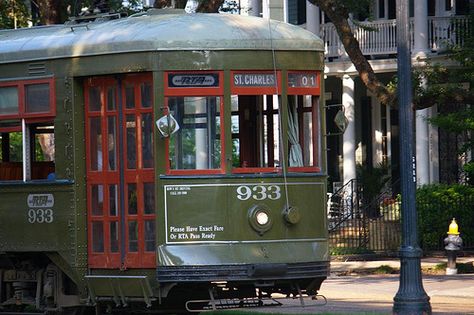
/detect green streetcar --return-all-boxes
[0,10,328,314]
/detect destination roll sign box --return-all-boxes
[168,73,219,88]
[233,73,276,87]
[288,72,318,88]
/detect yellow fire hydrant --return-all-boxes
[444,218,463,275]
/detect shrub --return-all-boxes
[417,184,474,250]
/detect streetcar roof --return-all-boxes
[0,11,324,64]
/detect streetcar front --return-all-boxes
[155,64,329,306]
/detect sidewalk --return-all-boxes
[252,256,474,314]
[330,255,474,274]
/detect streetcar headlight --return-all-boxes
[248,205,273,235]
[256,211,269,226]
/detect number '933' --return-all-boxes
[236,185,281,201]
[27,209,54,224]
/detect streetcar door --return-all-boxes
[85,75,156,269]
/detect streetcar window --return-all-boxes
[144,220,155,252]
[0,130,22,162]
[1,79,54,118]
[0,78,56,181]
[168,96,222,170]
[110,221,119,253]
[141,83,152,108]
[33,124,55,162]
[0,123,55,180]
[128,221,138,252]
[231,95,281,170]
[91,184,104,215]
[92,221,104,253]
[286,71,321,172]
[31,123,56,179]
[287,95,320,170]
[0,129,23,180]
[144,183,155,214]
[25,83,50,114]
[126,115,137,169]
[0,86,19,115]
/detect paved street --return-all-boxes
[250,274,474,314]
[248,258,474,314]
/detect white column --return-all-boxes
[194,98,208,169]
[306,1,320,35]
[413,0,429,55]
[371,97,383,165]
[262,0,270,18]
[416,108,430,185]
[342,75,356,185]
[414,1,432,184]
[429,105,439,182]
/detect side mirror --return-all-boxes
[156,113,179,138]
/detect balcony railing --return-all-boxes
[321,16,470,59]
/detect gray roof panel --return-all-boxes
[0,12,324,64]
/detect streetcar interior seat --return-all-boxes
[0,162,22,180]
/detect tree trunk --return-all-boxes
[154,0,188,9]
[310,0,395,107]
[197,0,223,12]
[36,0,67,24]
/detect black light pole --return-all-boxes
[393,0,432,314]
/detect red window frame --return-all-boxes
[164,71,225,176]
[0,78,55,121]
[230,71,282,174]
[85,74,156,269]
[122,74,156,268]
[0,124,21,133]
[85,77,122,268]
[287,71,321,173]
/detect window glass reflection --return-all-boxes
[169,97,221,170]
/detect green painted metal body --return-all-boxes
[159,178,328,265]
[0,12,328,307]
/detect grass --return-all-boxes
[372,264,397,274]
[333,261,474,276]
[330,247,375,256]
[422,262,474,274]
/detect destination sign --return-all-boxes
[233,73,276,87]
[288,73,318,88]
[168,73,219,88]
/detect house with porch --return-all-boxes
[237,0,471,193]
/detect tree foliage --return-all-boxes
[0,0,30,29]
[0,0,143,27]
[417,184,474,249]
